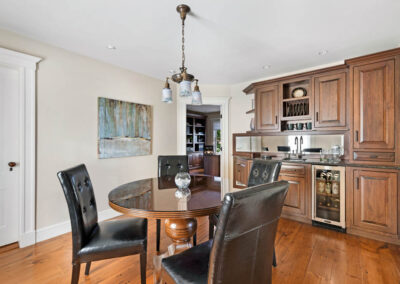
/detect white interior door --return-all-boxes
[0,64,20,246]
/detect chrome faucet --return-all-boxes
[295,136,299,154]
[300,136,303,154]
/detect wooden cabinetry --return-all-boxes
[204,155,220,177]
[233,156,253,188]
[346,167,398,243]
[279,164,310,223]
[313,71,347,129]
[188,152,203,170]
[352,59,395,150]
[255,84,279,131]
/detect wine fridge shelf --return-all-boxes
[317,205,340,212]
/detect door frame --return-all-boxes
[0,47,41,247]
[177,96,231,196]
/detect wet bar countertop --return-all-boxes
[236,156,400,170]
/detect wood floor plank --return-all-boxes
[0,217,399,284]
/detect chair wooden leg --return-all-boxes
[272,246,277,267]
[192,233,197,246]
[85,262,91,275]
[156,219,161,252]
[208,215,214,240]
[140,252,147,284]
[71,263,80,284]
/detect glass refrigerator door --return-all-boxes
[315,169,341,222]
[313,166,345,228]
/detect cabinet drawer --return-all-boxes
[281,164,305,176]
[353,151,395,163]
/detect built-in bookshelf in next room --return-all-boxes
[186,113,206,153]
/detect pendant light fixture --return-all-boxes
[161,4,202,104]
[161,77,173,103]
[192,79,202,105]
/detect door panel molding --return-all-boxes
[0,47,41,247]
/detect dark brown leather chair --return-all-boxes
[247,159,282,187]
[247,159,282,266]
[210,159,282,265]
[157,155,195,251]
[161,181,289,284]
[57,164,147,284]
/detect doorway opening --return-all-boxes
[177,96,230,195]
[186,105,221,176]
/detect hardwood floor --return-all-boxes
[0,217,399,284]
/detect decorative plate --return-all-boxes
[292,87,307,98]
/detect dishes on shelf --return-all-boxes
[291,87,307,98]
[284,101,309,117]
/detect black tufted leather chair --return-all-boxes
[161,181,289,284]
[57,164,148,284]
[156,156,194,251]
[247,159,282,187]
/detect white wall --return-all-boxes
[0,28,178,230]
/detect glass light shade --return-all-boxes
[192,90,202,105]
[179,80,192,97]
[162,87,173,103]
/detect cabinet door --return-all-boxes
[314,72,346,128]
[353,170,397,234]
[188,154,194,168]
[279,175,306,217]
[233,158,250,188]
[255,85,279,131]
[353,59,395,149]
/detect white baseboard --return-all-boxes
[35,209,122,243]
[19,231,36,248]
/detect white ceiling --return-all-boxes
[0,0,399,84]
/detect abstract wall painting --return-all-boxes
[98,97,152,158]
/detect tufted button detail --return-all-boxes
[77,183,83,192]
[84,178,90,187]
[166,163,171,169]
[90,199,95,207]
[82,206,87,213]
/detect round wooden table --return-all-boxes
[108,175,222,283]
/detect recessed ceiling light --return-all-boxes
[318,50,328,56]
[262,65,271,70]
[107,44,116,50]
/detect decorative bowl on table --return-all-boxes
[175,172,191,198]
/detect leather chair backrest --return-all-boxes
[247,159,282,187]
[57,164,98,257]
[158,155,189,177]
[208,181,289,284]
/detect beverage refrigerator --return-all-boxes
[312,165,346,231]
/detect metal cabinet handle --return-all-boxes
[355,130,359,142]
[370,155,378,159]
[356,177,360,190]
[275,115,278,124]
[316,112,319,122]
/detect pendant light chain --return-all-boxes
[181,18,185,69]
[162,5,202,104]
